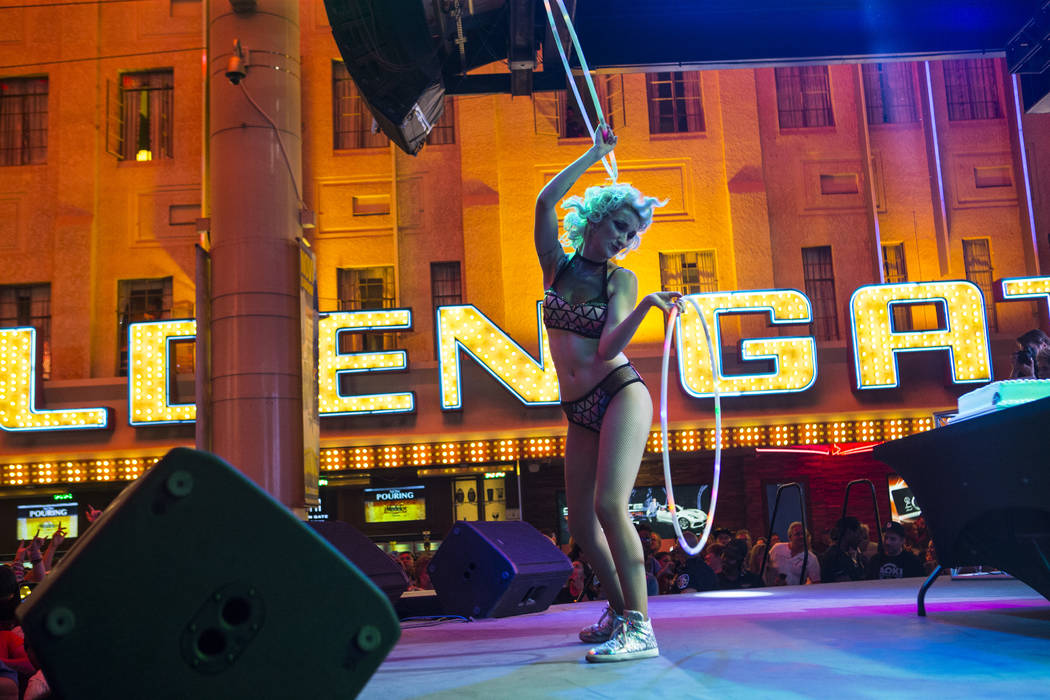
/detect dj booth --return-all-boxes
[874,380,1050,613]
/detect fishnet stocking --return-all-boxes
[565,380,654,615]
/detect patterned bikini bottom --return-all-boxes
[561,363,645,433]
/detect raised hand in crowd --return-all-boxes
[42,524,66,572]
[25,531,46,584]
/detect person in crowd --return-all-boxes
[923,540,940,576]
[734,529,752,551]
[0,565,34,698]
[85,504,103,524]
[396,551,418,588]
[767,522,821,584]
[718,539,763,590]
[414,555,433,590]
[712,528,733,548]
[41,524,65,572]
[866,521,925,579]
[554,559,589,604]
[653,552,676,594]
[857,523,879,561]
[746,539,768,579]
[820,516,867,583]
[22,644,48,700]
[908,516,931,558]
[646,531,663,582]
[670,532,718,593]
[540,528,558,546]
[704,543,725,577]
[1009,328,1050,379]
[813,527,833,557]
[12,532,47,584]
[566,539,602,602]
[555,541,592,604]
[535,123,678,662]
[636,524,661,596]
[647,530,664,556]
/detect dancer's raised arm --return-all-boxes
[534,126,617,285]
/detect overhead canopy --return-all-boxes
[572,0,1036,71]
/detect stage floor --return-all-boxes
[362,577,1050,699]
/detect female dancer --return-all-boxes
[535,125,681,662]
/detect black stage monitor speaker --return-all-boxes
[874,395,1050,602]
[429,520,572,618]
[18,448,400,699]
[323,0,547,154]
[308,520,410,605]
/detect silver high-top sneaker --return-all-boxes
[585,609,659,662]
[578,605,621,643]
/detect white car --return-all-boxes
[653,505,707,532]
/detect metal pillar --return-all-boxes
[206,0,305,513]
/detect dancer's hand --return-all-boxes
[645,291,684,314]
[590,123,617,160]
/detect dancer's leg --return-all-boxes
[564,423,626,613]
[593,382,652,616]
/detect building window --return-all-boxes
[333,61,389,149]
[431,261,462,358]
[119,70,173,161]
[337,266,397,351]
[962,238,997,331]
[425,97,455,146]
[0,76,47,166]
[546,75,621,139]
[801,246,839,341]
[881,243,913,332]
[0,284,51,378]
[659,251,717,295]
[943,59,1002,121]
[430,261,463,308]
[117,277,172,375]
[862,63,918,124]
[533,75,623,138]
[775,66,834,129]
[645,71,704,134]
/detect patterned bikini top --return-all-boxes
[542,255,618,339]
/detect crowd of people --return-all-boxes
[0,506,103,699]
[551,516,937,602]
[0,504,936,695]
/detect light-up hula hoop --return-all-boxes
[540,0,618,182]
[661,298,722,556]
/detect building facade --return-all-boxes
[2,1,1049,552]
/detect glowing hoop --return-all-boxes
[540,0,618,182]
[660,297,722,556]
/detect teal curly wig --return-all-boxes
[560,183,666,258]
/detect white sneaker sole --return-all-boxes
[585,647,659,663]
[578,632,613,644]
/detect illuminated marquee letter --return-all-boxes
[999,276,1050,309]
[0,327,109,431]
[850,281,991,389]
[677,291,816,397]
[318,310,414,416]
[437,303,560,409]
[129,320,197,425]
